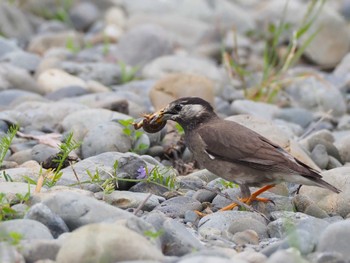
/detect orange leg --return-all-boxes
[220,184,276,211]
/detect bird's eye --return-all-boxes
[174,104,182,112]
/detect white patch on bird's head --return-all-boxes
[180,104,207,119]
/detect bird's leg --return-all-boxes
[219,184,275,211]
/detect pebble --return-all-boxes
[56,223,164,263]
[40,191,137,230]
[142,55,223,91]
[21,239,62,263]
[317,220,350,259]
[116,24,173,67]
[0,242,25,263]
[102,191,165,211]
[154,196,202,218]
[0,219,53,240]
[311,144,329,170]
[24,203,69,238]
[81,121,132,158]
[161,218,204,256]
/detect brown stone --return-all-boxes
[149,73,214,110]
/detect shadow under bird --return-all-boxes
[139,97,340,209]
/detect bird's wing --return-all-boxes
[197,120,307,173]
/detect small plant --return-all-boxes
[0,125,19,168]
[224,0,325,102]
[144,229,164,240]
[2,171,13,182]
[66,37,80,54]
[119,61,139,84]
[75,161,178,194]
[219,179,239,189]
[0,231,23,246]
[23,132,81,191]
[0,193,17,221]
[15,183,31,204]
[118,119,149,154]
[103,34,110,56]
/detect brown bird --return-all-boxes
[144,97,340,209]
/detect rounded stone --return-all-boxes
[81,121,132,158]
[317,220,350,259]
[56,223,164,263]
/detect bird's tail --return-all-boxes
[307,177,341,194]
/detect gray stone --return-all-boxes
[0,51,41,72]
[81,121,132,158]
[0,219,53,240]
[177,255,240,263]
[317,220,350,259]
[103,191,165,211]
[129,181,169,197]
[302,7,350,68]
[161,218,204,256]
[0,2,36,44]
[285,76,346,117]
[21,239,61,263]
[31,144,59,165]
[119,0,254,33]
[0,63,41,94]
[127,14,210,49]
[57,152,156,191]
[308,251,347,263]
[327,156,343,169]
[59,61,122,86]
[335,134,350,163]
[45,86,89,100]
[142,55,223,91]
[292,195,329,219]
[116,24,173,67]
[69,2,100,31]
[230,100,279,120]
[40,191,137,230]
[267,248,309,263]
[0,162,43,183]
[0,37,19,58]
[228,217,268,239]
[60,108,130,142]
[311,144,329,170]
[198,211,267,236]
[24,203,69,238]
[13,101,87,130]
[28,31,84,55]
[262,229,316,256]
[133,133,150,155]
[55,223,164,263]
[267,211,329,240]
[192,189,217,203]
[0,89,43,108]
[274,108,314,128]
[154,196,202,218]
[0,242,25,263]
[336,115,350,130]
[11,203,29,219]
[231,230,259,245]
[0,182,38,204]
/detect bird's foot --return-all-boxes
[219,184,275,211]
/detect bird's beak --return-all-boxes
[149,106,172,125]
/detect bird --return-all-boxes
[146,97,340,210]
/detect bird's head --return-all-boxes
[150,97,217,131]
